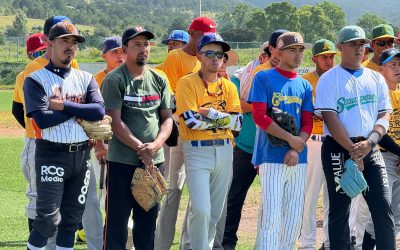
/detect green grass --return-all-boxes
[0,90,12,112]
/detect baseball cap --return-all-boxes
[312,39,338,56]
[44,16,72,35]
[161,30,189,45]
[102,36,122,54]
[188,16,217,33]
[365,43,374,53]
[337,25,370,43]
[26,33,47,54]
[48,22,85,43]
[122,26,154,45]
[224,50,239,66]
[372,24,396,40]
[269,29,288,48]
[378,48,400,65]
[260,41,269,53]
[197,33,230,52]
[276,32,311,50]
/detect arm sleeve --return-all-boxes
[12,101,25,128]
[379,134,400,157]
[30,110,73,129]
[300,111,313,135]
[252,102,273,131]
[377,75,393,114]
[314,75,337,116]
[63,78,105,121]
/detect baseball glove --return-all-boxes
[78,115,113,140]
[131,167,168,212]
[339,159,368,198]
[267,107,298,147]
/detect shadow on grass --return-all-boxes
[0,241,26,247]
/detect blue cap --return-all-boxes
[102,36,122,54]
[378,48,400,65]
[161,30,189,45]
[44,16,72,35]
[197,33,230,52]
[269,29,288,47]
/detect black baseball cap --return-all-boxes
[378,48,400,65]
[44,16,72,35]
[122,26,154,45]
[48,22,85,43]
[269,29,288,48]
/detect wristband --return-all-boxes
[367,131,381,149]
[375,118,389,134]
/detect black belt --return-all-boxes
[350,136,367,143]
[191,139,230,147]
[36,139,89,152]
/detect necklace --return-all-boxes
[198,71,224,97]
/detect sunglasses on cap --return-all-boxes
[199,50,224,59]
[375,39,394,47]
[32,50,46,58]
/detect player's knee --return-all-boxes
[32,210,61,238]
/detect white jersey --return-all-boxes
[315,65,392,138]
[30,68,92,143]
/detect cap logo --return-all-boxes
[66,24,74,32]
[354,30,360,37]
[209,24,217,29]
[293,35,299,43]
[323,42,330,50]
[135,26,144,32]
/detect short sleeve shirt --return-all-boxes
[315,65,392,138]
[247,69,314,165]
[101,64,171,166]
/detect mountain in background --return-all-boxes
[243,0,400,26]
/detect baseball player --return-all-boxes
[362,48,400,249]
[175,32,242,250]
[362,24,397,71]
[248,32,314,249]
[24,22,105,250]
[298,39,338,250]
[101,26,173,250]
[362,44,374,63]
[155,16,217,250]
[315,25,395,250]
[162,30,189,53]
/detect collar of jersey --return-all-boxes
[340,65,364,78]
[45,60,72,79]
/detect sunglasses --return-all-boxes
[199,50,224,59]
[32,50,46,58]
[375,40,394,47]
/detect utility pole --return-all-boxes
[199,0,202,16]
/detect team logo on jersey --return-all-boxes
[200,100,227,112]
[330,153,345,193]
[40,165,64,183]
[336,94,376,113]
[389,109,400,142]
[271,92,302,106]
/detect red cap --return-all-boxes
[188,16,217,33]
[26,33,47,54]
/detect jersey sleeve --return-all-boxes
[226,81,242,113]
[175,77,196,115]
[377,74,392,114]
[162,52,181,92]
[301,80,314,112]
[315,75,336,116]
[247,71,268,104]
[101,75,123,110]
[159,76,172,110]
[24,77,48,117]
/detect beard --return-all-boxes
[136,58,146,66]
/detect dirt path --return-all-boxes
[0,127,24,137]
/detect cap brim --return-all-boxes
[382,53,400,65]
[31,44,47,53]
[161,38,169,45]
[199,41,231,52]
[314,51,340,56]
[282,43,312,49]
[373,35,397,40]
[57,34,85,43]
[127,31,155,42]
[103,46,122,54]
[225,50,239,66]
[341,38,371,44]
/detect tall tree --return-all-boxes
[264,2,300,38]
[5,9,28,38]
[316,1,346,33]
[297,5,334,42]
[246,8,268,41]
[357,13,387,38]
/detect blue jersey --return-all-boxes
[247,68,313,165]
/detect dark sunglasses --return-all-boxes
[199,50,224,59]
[375,40,394,47]
[32,50,46,58]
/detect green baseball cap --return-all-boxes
[372,24,396,40]
[338,25,370,44]
[312,39,338,56]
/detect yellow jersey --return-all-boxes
[302,71,323,135]
[162,48,201,92]
[176,72,241,141]
[94,70,106,88]
[387,90,400,145]
[362,58,379,72]
[13,56,79,138]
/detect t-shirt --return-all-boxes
[94,70,106,88]
[315,65,392,138]
[13,56,79,138]
[101,64,171,166]
[175,72,241,141]
[232,76,256,154]
[362,58,379,72]
[302,71,323,135]
[247,69,314,165]
[154,62,165,71]
[152,68,174,95]
[162,48,201,92]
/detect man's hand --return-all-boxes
[138,142,161,166]
[94,141,108,161]
[350,141,372,161]
[287,135,306,152]
[49,98,64,111]
[284,149,299,167]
